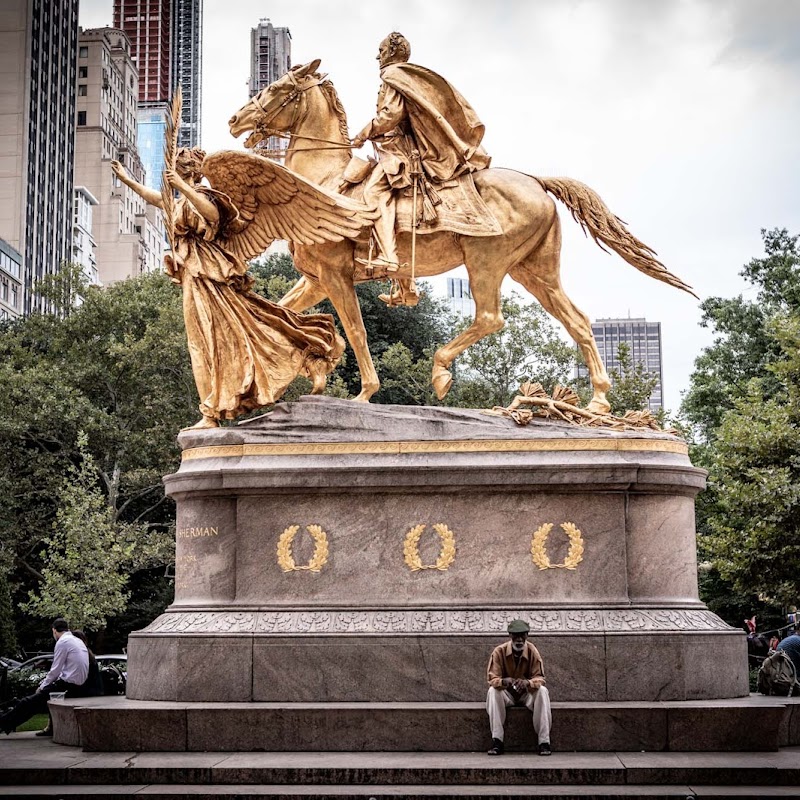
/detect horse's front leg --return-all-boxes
[315,256,380,402]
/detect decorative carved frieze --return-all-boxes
[143,608,735,635]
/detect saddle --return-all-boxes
[341,157,501,258]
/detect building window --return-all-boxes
[79,66,87,78]
[79,46,88,57]
[78,84,87,96]
[77,111,86,125]
[10,285,17,308]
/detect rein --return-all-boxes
[250,74,353,153]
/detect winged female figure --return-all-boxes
[111,146,376,429]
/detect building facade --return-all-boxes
[446,277,475,317]
[114,0,172,104]
[0,0,80,316]
[249,19,291,157]
[114,0,202,154]
[73,27,165,285]
[172,0,202,148]
[0,240,23,321]
[577,317,664,411]
[137,103,168,189]
[72,186,99,285]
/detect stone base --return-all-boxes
[128,618,747,702]
[50,695,799,753]
[129,398,749,705]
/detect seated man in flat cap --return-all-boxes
[486,619,552,755]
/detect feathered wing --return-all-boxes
[201,151,377,261]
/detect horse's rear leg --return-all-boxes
[432,261,505,399]
[509,223,612,414]
[279,276,327,312]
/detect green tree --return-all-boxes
[22,434,171,631]
[0,269,196,645]
[680,229,800,619]
[249,253,454,405]
[606,342,659,416]
[450,293,579,409]
[682,228,799,442]
[699,314,800,607]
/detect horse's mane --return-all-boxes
[316,76,349,142]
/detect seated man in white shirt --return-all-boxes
[1,618,91,735]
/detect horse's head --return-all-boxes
[229,59,324,149]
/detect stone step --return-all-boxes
[2,739,799,789]
[50,695,799,753]
[1,785,800,798]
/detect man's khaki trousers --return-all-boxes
[486,686,552,744]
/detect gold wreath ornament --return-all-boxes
[531,522,584,570]
[277,524,329,573]
[403,523,457,571]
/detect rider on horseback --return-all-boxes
[351,32,491,307]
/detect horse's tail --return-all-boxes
[534,176,698,299]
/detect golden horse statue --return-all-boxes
[228,60,696,413]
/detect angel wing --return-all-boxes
[201,150,377,261]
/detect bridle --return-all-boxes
[248,72,352,151]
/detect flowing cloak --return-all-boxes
[170,188,343,420]
[379,62,491,182]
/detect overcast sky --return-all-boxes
[79,0,800,411]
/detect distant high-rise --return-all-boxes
[114,0,203,171]
[74,28,165,284]
[249,19,291,157]
[114,0,172,103]
[137,103,168,190]
[172,0,202,148]
[577,317,664,411]
[0,0,80,316]
[446,277,475,317]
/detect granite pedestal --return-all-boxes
[127,397,747,705]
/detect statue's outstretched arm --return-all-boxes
[353,86,405,146]
[110,160,162,208]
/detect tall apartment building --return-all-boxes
[446,277,475,317]
[72,186,99,285]
[577,317,664,411]
[73,27,165,284]
[137,102,168,190]
[0,240,23,321]
[172,0,202,148]
[0,0,80,316]
[115,0,202,167]
[249,19,291,157]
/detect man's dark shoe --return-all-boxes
[487,738,504,755]
[538,741,552,756]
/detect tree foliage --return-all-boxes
[0,269,195,643]
[450,293,579,409]
[22,433,172,630]
[606,342,659,417]
[681,229,800,615]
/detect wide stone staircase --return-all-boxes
[0,696,798,799]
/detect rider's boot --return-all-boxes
[379,278,421,307]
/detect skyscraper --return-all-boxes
[249,19,291,157]
[114,0,202,184]
[73,27,165,284]
[577,317,664,411]
[446,277,475,317]
[0,0,80,316]
[172,0,202,148]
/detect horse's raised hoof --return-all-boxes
[586,398,611,415]
[432,367,453,400]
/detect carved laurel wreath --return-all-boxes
[403,523,456,571]
[531,522,584,570]
[277,524,329,573]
